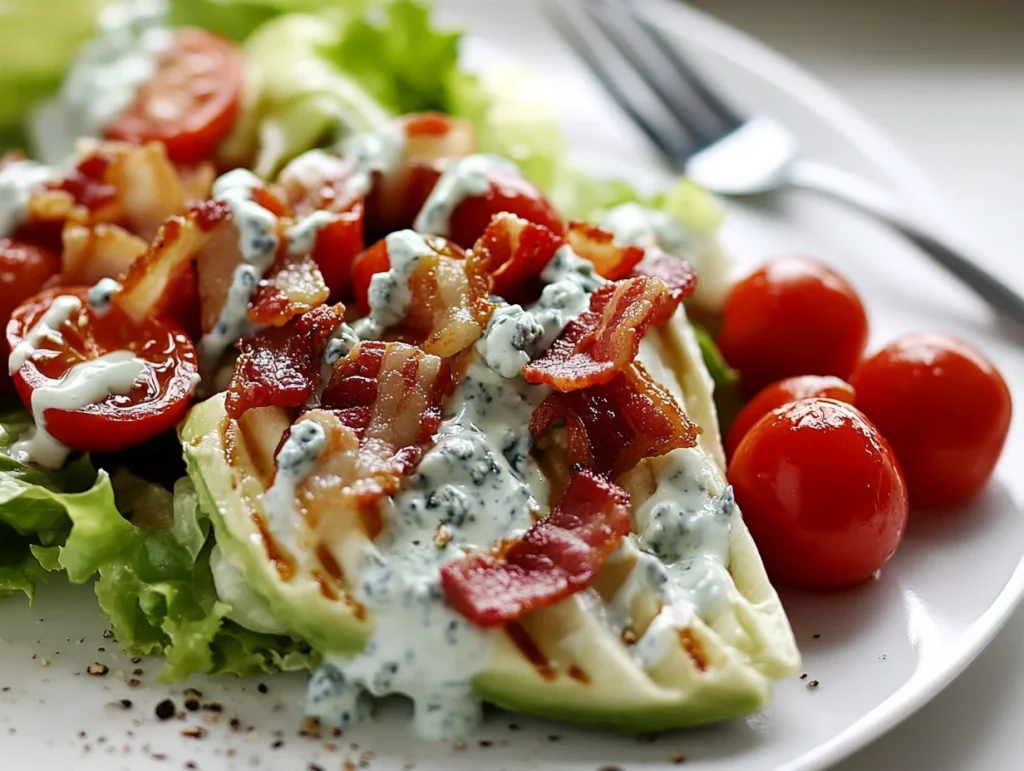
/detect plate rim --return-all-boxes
[633,2,1024,768]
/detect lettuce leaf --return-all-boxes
[60,471,313,681]
[167,0,360,43]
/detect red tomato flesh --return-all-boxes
[717,255,869,394]
[351,239,392,316]
[0,239,60,393]
[850,332,1012,508]
[7,287,198,454]
[105,28,243,165]
[725,375,856,459]
[728,397,908,590]
[446,169,565,249]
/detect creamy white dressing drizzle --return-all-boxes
[29,0,172,164]
[608,449,735,669]
[476,244,604,379]
[352,230,435,340]
[0,160,57,239]
[87,278,123,317]
[601,202,694,261]
[306,359,546,738]
[339,124,405,199]
[413,154,518,238]
[11,351,145,469]
[263,420,327,559]
[8,296,82,375]
[316,322,358,399]
[286,210,337,258]
[198,170,281,375]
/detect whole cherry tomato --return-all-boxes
[850,332,1011,508]
[725,375,856,459]
[717,256,869,394]
[728,398,908,590]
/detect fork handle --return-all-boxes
[787,158,1024,327]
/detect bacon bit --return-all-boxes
[393,237,493,358]
[61,221,147,285]
[631,252,698,304]
[298,343,452,541]
[523,275,680,392]
[530,362,700,477]
[248,251,329,327]
[57,152,117,213]
[566,222,645,280]
[278,152,360,217]
[226,303,346,418]
[466,213,562,304]
[440,470,631,626]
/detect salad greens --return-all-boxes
[0,0,738,685]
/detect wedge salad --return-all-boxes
[0,0,1011,742]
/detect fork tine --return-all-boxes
[544,1,699,166]
[624,0,745,130]
[583,0,742,147]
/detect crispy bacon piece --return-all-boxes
[248,251,329,327]
[226,304,347,419]
[631,252,698,304]
[466,213,562,304]
[377,235,494,357]
[523,275,679,392]
[565,221,645,281]
[530,362,700,477]
[440,470,632,627]
[60,222,148,285]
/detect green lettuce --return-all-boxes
[168,0,364,43]
[59,471,312,681]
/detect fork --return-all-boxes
[547,0,1024,327]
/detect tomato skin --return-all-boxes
[0,239,61,393]
[105,29,243,165]
[725,375,856,459]
[850,333,1011,508]
[351,240,392,316]
[728,398,908,590]
[446,170,565,249]
[717,256,869,394]
[313,202,365,300]
[7,287,198,454]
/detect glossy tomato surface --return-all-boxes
[0,238,60,392]
[717,255,869,394]
[105,28,243,165]
[851,332,1012,508]
[446,168,565,249]
[7,287,198,454]
[725,375,856,459]
[728,398,908,590]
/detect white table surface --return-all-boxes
[688,0,1024,767]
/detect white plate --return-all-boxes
[3,2,1024,770]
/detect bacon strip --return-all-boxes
[631,252,698,304]
[466,213,562,304]
[226,304,346,419]
[523,275,680,392]
[248,251,329,327]
[440,470,631,627]
[530,362,701,477]
[317,341,453,509]
[379,235,494,358]
[565,221,645,280]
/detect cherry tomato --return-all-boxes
[446,168,564,249]
[351,239,392,316]
[729,398,908,590]
[7,287,198,454]
[717,256,869,394]
[312,203,365,300]
[850,332,1011,508]
[725,375,856,459]
[105,29,243,165]
[0,239,61,393]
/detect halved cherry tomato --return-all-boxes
[7,287,198,453]
[717,255,869,394]
[351,239,392,316]
[105,28,243,165]
[446,168,565,249]
[725,375,856,459]
[729,398,908,590]
[850,333,1012,508]
[312,204,365,300]
[0,239,60,393]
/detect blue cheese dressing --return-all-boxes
[262,420,327,560]
[0,160,57,239]
[352,230,435,340]
[413,154,519,238]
